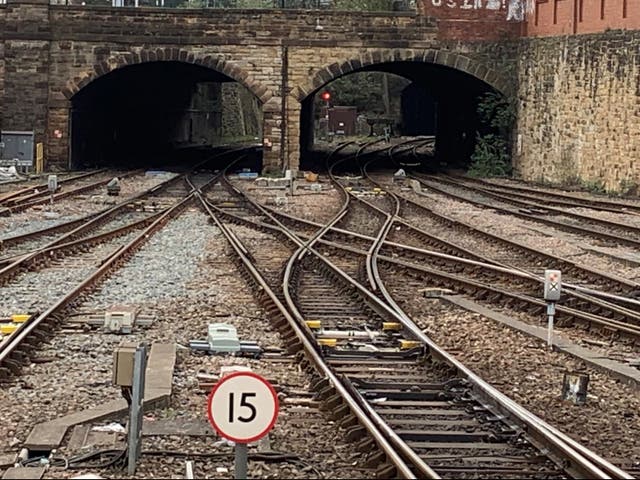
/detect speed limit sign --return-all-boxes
[207,372,279,444]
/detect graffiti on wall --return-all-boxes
[428,0,534,20]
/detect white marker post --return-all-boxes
[543,270,562,350]
[207,372,279,479]
[47,174,57,207]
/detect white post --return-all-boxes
[547,302,555,350]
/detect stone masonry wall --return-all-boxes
[515,31,640,191]
[221,83,261,139]
[0,2,519,170]
[0,10,4,120]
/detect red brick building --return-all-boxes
[527,0,640,36]
[418,0,525,40]
[418,0,639,39]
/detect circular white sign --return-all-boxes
[207,372,279,443]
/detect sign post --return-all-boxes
[47,175,57,207]
[543,269,562,350]
[207,371,279,479]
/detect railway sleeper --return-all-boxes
[344,424,368,443]
[362,448,388,469]
[311,376,331,393]
[284,341,303,356]
[337,410,359,429]
[375,462,397,480]
[4,356,26,374]
[324,392,345,412]
[362,390,454,402]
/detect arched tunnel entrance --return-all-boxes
[70,61,263,169]
[299,61,501,171]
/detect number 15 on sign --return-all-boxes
[207,372,279,479]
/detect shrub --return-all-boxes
[468,92,515,178]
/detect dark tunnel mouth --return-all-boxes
[299,61,502,172]
[69,61,264,170]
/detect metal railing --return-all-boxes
[48,0,416,11]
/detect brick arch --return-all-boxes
[294,48,513,101]
[61,48,272,104]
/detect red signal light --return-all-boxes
[321,91,331,101]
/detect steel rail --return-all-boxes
[193,190,420,480]
[210,201,640,346]
[219,162,631,479]
[431,173,640,232]
[337,163,633,479]
[217,142,437,478]
[411,175,640,251]
[324,154,634,478]
[265,194,640,300]
[293,242,627,479]
[354,192,640,325]
[0,171,182,252]
[0,210,166,283]
[0,175,187,281]
[396,192,640,294]
[0,162,233,375]
[3,170,144,214]
[447,174,640,215]
[0,169,108,206]
[361,157,401,293]
[0,192,195,372]
[0,147,251,267]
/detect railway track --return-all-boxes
[0,151,242,379]
[0,169,107,206]
[377,176,640,295]
[332,154,640,344]
[193,145,632,479]
[0,170,143,215]
[213,153,640,346]
[0,174,184,272]
[412,174,640,252]
[448,174,640,215]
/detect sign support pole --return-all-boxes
[235,443,248,479]
[207,371,279,480]
[547,301,555,350]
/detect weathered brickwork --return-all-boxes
[419,0,523,40]
[0,1,518,170]
[527,0,640,36]
[515,31,640,190]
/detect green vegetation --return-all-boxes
[468,134,511,178]
[468,92,515,178]
[615,178,639,197]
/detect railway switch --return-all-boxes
[305,320,321,329]
[544,270,562,301]
[383,322,402,332]
[400,340,421,350]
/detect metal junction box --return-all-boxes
[113,341,139,387]
[0,131,34,167]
